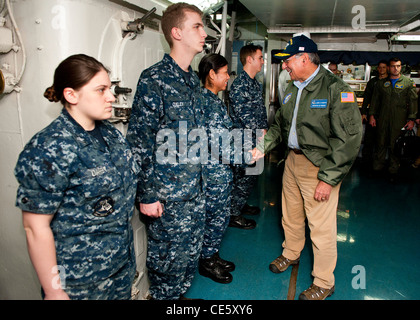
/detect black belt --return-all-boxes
[291,149,303,154]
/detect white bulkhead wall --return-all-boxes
[0,0,168,299]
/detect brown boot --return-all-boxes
[269,255,299,273]
[299,284,335,300]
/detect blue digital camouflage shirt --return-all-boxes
[126,54,206,204]
[14,108,137,288]
[202,88,234,184]
[229,70,268,130]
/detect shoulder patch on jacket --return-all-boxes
[283,92,292,104]
[340,92,355,103]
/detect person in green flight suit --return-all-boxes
[369,57,418,181]
[360,60,388,170]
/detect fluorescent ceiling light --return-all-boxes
[393,34,420,41]
[167,0,223,11]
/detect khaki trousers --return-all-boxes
[281,151,341,289]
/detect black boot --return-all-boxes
[199,255,233,284]
[228,215,256,229]
[213,252,235,272]
[241,203,260,215]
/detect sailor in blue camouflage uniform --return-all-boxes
[197,53,238,284]
[126,3,208,300]
[229,44,268,229]
[14,54,137,300]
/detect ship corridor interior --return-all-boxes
[187,152,420,300]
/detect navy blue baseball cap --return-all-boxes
[275,35,318,59]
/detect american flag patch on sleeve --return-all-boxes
[341,92,355,103]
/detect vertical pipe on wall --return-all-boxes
[220,0,227,57]
[5,0,26,85]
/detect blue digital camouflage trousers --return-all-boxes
[146,194,205,300]
[230,165,258,217]
[201,181,232,259]
[45,260,135,300]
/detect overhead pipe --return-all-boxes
[399,19,420,33]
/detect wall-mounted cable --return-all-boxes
[4,0,26,89]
